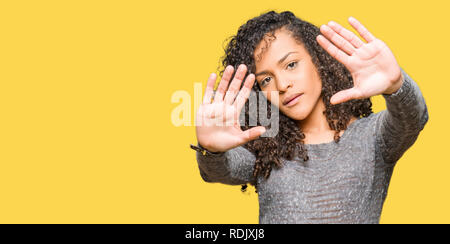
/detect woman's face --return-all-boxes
[253,28,323,121]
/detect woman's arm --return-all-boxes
[315,18,429,164]
[195,143,256,185]
[193,64,265,186]
[375,68,429,164]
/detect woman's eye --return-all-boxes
[287,61,297,69]
[261,77,271,86]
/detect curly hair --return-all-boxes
[218,10,373,193]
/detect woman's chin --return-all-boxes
[282,107,308,121]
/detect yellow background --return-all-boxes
[0,0,448,223]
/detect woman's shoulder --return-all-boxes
[348,111,385,138]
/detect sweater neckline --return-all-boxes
[302,117,360,151]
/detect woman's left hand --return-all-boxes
[316,17,404,105]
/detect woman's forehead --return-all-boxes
[254,29,307,63]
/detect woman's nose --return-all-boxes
[277,78,293,92]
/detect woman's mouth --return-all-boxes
[283,93,303,107]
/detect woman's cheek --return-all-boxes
[262,91,282,107]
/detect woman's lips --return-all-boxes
[284,93,302,107]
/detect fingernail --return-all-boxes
[320,25,330,32]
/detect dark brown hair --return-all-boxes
[219,10,373,192]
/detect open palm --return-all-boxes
[317,17,403,105]
[195,64,266,153]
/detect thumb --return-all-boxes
[330,88,360,105]
[241,126,266,143]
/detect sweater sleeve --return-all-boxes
[375,68,429,165]
[195,143,256,185]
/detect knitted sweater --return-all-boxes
[195,68,429,224]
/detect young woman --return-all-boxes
[192,11,429,224]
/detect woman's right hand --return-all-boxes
[195,64,266,153]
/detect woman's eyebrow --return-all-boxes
[277,51,298,65]
[255,51,298,77]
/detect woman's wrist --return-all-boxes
[190,143,224,156]
[382,72,404,95]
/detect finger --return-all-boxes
[234,73,255,113]
[240,126,266,143]
[316,34,350,67]
[348,16,376,43]
[203,73,217,104]
[330,88,361,105]
[213,65,234,103]
[320,24,356,56]
[224,64,247,105]
[327,21,364,48]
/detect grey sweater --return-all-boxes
[195,68,429,224]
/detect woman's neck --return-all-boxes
[297,98,330,134]
[296,98,358,144]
